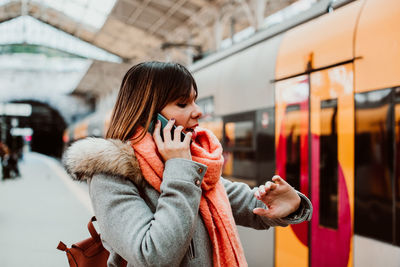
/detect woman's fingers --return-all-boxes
[163,118,175,142]
[253,207,278,219]
[173,125,184,142]
[265,181,277,192]
[255,181,277,200]
[153,120,163,146]
[183,131,192,146]
[255,180,278,199]
[272,175,286,185]
[153,118,192,161]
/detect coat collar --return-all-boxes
[63,137,143,185]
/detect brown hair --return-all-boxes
[106,61,198,143]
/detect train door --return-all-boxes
[275,75,310,267]
[275,63,354,267]
[309,63,354,267]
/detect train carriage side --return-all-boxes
[275,0,400,266]
[274,1,362,266]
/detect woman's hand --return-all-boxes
[253,175,301,219]
[153,118,192,161]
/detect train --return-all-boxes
[65,0,400,266]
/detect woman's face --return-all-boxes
[160,86,202,134]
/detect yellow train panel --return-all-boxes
[355,0,400,92]
[276,227,308,267]
[276,1,363,80]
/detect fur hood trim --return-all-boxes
[63,137,143,185]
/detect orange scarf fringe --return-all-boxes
[131,127,247,267]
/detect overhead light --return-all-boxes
[0,103,32,116]
[0,16,121,62]
[35,0,117,30]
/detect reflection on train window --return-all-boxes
[355,88,393,244]
[225,121,254,148]
[199,118,223,141]
[222,112,258,183]
[283,104,301,191]
[319,99,338,229]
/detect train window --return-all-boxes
[319,99,338,229]
[232,151,257,179]
[255,108,276,183]
[355,88,393,244]
[199,118,223,142]
[223,112,257,182]
[225,121,254,148]
[283,104,301,191]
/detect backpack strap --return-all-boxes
[57,241,68,251]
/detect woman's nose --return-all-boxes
[192,103,203,119]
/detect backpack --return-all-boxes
[57,216,127,267]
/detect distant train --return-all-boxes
[65,0,400,266]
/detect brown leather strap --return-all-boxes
[88,216,100,240]
[57,241,68,251]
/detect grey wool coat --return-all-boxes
[63,137,312,267]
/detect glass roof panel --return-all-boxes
[0,53,94,124]
[33,0,117,30]
[0,0,12,5]
[0,53,92,96]
[84,8,107,30]
[0,16,121,62]
[261,0,318,28]
[90,0,116,14]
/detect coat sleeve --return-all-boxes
[88,158,208,267]
[221,178,312,229]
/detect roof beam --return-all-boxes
[126,0,151,25]
[148,0,187,35]
[153,0,198,17]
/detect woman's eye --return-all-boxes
[177,103,187,108]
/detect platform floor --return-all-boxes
[0,152,92,267]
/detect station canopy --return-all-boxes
[0,0,315,61]
[0,0,317,117]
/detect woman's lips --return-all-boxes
[185,124,198,132]
[185,125,198,139]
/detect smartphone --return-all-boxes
[148,113,186,142]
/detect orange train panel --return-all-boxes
[275,0,363,80]
[309,64,354,267]
[355,0,400,93]
[275,75,309,267]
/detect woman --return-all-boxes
[63,61,312,267]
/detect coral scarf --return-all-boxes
[131,127,247,267]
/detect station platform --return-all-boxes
[0,152,92,267]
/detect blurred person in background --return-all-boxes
[63,61,312,267]
[0,141,10,179]
[7,150,20,178]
